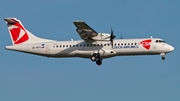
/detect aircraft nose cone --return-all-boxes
[169,45,174,51]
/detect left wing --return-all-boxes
[73,21,98,41]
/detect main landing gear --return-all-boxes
[91,53,102,65]
[160,53,165,60]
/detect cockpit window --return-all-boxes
[155,40,165,43]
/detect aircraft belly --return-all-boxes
[50,48,76,57]
[75,50,91,58]
[75,49,116,59]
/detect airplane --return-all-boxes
[4,18,174,65]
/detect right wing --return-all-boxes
[73,21,98,41]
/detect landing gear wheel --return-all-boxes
[96,60,102,65]
[162,57,165,60]
[160,53,165,60]
[91,53,99,62]
[91,55,97,61]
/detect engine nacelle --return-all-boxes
[75,49,116,59]
[91,33,111,41]
[92,49,116,58]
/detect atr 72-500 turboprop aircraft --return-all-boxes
[4,18,174,65]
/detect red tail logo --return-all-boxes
[140,39,152,50]
[10,23,29,44]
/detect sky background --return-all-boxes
[0,0,179,101]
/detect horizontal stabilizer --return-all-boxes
[4,18,19,24]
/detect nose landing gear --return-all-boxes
[91,53,102,65]
[162,57,165,60]
[160,53,165,60]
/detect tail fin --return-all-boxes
[4,18,52,45]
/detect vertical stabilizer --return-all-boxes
[4,18,52,45]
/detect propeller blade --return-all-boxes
[111,28,113,34]
[110,27,115,48]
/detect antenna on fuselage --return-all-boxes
[71,39,74,41]
[150,36,153,39]
[101,33,102,39]
[120,35,123,39]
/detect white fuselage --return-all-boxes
[5,38,174,59]
[3,17,174,65]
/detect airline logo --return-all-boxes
[140,39,152,50]
[114,45,139,49]
[9,22,29,44]
[41,44,45,48]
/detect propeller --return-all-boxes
[110,28,116,48]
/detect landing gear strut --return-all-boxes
[91,53,102,65]
[160,53,165,60]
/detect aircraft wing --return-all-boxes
[73,21,98,41]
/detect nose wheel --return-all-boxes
[162,57,165,60]
[160,53,165,60]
